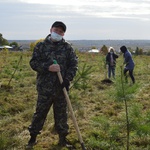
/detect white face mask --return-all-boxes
[51,32,63,42]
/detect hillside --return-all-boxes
[0,50,150,150]
[8,40,150,52]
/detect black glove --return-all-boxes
[61,78,70,91]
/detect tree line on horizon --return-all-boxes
[1,33,150,55]
[0,33,18,48]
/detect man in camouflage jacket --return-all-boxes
[26,21,78,148]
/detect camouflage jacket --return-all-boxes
[30,34,78,95]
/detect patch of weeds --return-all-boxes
[0,133,19,149]
[91,116,110,132]
[131,136,150,147]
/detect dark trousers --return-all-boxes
[28,92,69,136]
[124,68,135,83]
[108,66,115,78]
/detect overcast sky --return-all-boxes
[0,0,150,40]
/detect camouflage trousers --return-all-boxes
[28,92,69,136]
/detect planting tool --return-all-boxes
[53,60,86,150]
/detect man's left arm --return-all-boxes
[65,47,78,81]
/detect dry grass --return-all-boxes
[0,50,150,149]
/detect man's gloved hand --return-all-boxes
[61,78,70,91]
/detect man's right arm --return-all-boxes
[30,42,53,73]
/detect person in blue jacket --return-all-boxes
[120,46,135,84]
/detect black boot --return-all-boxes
[26,134,37,149]
[58,135,73,148]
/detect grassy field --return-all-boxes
[0,49,150,150]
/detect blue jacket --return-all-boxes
[124,50,134,70]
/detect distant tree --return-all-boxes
[0,33,9,46]
[0,33,3,45]
[147,50,150,56]
[139,48,143,55]
[91,46,97,49]
[100,45,108,55]
[135,47,139,55]
[29,39,44,51]
[10,41,19,47]
[135,47,143,55]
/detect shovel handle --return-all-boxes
[53,60,86,150]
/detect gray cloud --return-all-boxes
[0,0,150,40]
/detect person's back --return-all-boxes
[124,50,134,70]
[120,45,135,84]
